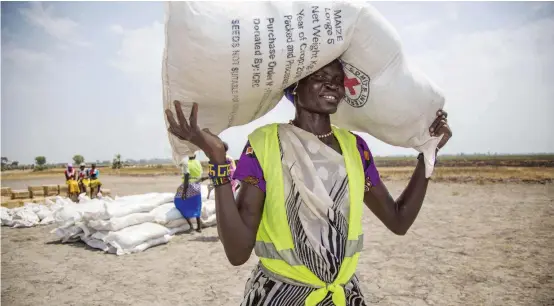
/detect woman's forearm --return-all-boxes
[214,183,258,265]
[394,157,430,234]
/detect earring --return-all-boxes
[292,82,299,95]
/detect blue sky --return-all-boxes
[2,2,554,164]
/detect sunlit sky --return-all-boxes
[2,2,553,164]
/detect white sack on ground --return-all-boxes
[103,222,171,255]
[82,236,116,253]
[150,204,188,229]
[151,203,184,225]
[87,213,154,232]
[122,235,173,255]
[1,207,13,226]
[201,200,216,220]
[2,203,58,228]
[0,192,220,254]
[11,208,40,228]
[54,199,106,228]
[52,225,83,243]
[163,2,445,177]
[85,193,174,220]
[168,223,191,235]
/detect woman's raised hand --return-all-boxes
[429,110,452,150]
[165,101,227,163]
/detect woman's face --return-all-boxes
[295,60,345,114]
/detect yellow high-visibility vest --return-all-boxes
[249,123,365,306]
[188,159,202,182]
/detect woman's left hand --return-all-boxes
[429,110,452,150]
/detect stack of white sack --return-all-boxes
[164,2,446,177]
[1,198,69,228]
[52,188,217,255]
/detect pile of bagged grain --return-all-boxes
[2,186,217,255]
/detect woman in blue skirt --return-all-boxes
[174,154,204,232]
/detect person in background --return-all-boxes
[77,163,89,194]
[174,154,203,232]
[64,163,80,201]
[165,59,452,306]
[88,163,102,198]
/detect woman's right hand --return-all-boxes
[165,101,227,163]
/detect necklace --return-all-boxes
[289,120,333,139]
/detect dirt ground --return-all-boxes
[1,176,553,306]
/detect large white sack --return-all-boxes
[166,218,189,229]
[23,203,41,214]
[1,207,13,226]
[168,223,191,235]
[40,215,55,225]
[87,213,155,232]
[201,200,216,220]
[88,193,174,220]
[53,200,105,227]
[150,203,183,224]
[164,2,445,177]
[77,223,98,239]
[51,225,83,243]
[202,214,217,228]
[103,222,170,252]
[82,236,116,253]
[114,235,173,256]
[35,206,52,221]
[152,201,217,228]
[150,202,189,228]
[11,208,40,228]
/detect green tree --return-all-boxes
[35,156,46,166]
[112,154,122,169]
[34,156,47,171]
[73,155,85,165]
[1,157,8,171]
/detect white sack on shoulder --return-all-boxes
[164,2,445,177]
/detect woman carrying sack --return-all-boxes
[165,59,452,306]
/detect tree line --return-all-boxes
[1,154,124,171]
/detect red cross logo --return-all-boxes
[344,76,360,95]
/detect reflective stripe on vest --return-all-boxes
[248,123,365,306]
[254,235,364,264]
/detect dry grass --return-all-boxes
[379,166,554,184]
[2,181,553,305]
[2,165,553,184]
